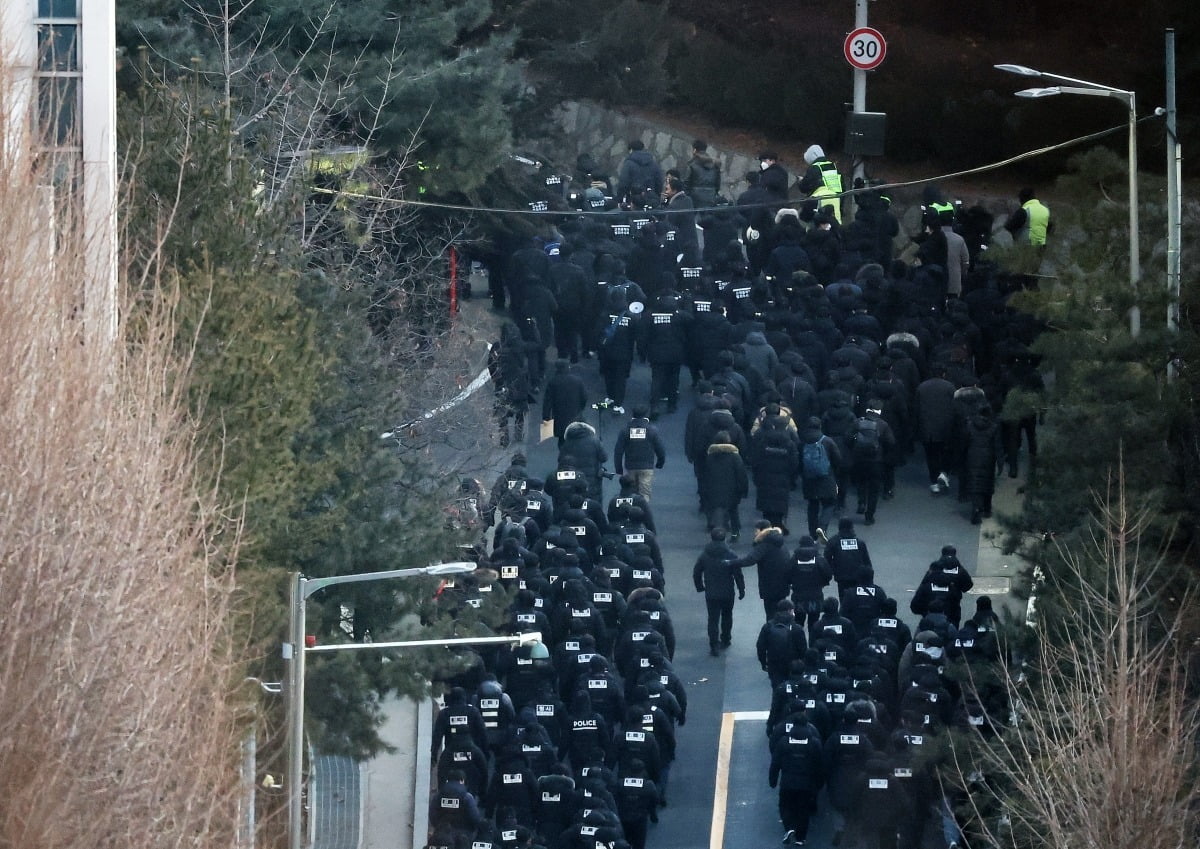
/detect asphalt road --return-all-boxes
[511,349,1015,849]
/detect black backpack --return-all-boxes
[766,621,796,664]
[852,417,882,462]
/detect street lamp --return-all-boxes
[285,562,477,849]
[995,63,1140,337]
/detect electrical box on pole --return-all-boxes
[845,112,887,157]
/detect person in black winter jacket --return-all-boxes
[790,535,832,634]
[917,365,957,493]
[962,406,999,524]
[596,295,639,411]
[757,151,790,201]
[750,415,799,532]
[757,599,809,688]
[431,770,486,849]
[550,250,592,363]
[490,320,534,447]
[699,432,750,539]
[768,709,825,845]
[685,139,721,207]
[911,545,974,627]
[798,416,842,540]
[607,474,656,533]
[615,757,660,849]
[639,293,692,417]
[613,407,667,500]
[618,140,663,208]
[557,421,608,500]
[662,177,700,268]
[693,528,746,655]
[850,400,896,525]
[838,567,889,635]
[432,687,490,760]
[736,521,796,619]
[824,517,873,597]
[542,359,589,445]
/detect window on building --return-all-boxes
[34,0,81,158]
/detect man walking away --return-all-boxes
[693,528,746,656]
[700,432,749,541]
[757,599,809,688]
[541,359,588,446]
[613,406,666,500]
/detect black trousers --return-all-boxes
[1002,416,1037,471]
[706,503,741,535]
[778,786,819,839]
[806,497,835,536]
[705,596,734,648]
[762,594,786,620]
[855,463,883,520]
[923,440,948,483]
[621,817,649,849]
[649,361,682,411]
[794,597,822,633]
[554,315,584,362]
[600,359,632,405]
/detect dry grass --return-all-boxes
[954,470,1200,849]
[0,69,242,849]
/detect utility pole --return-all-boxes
[1165,28,1182,380]
[852,0,869,188]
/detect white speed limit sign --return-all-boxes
[844,27,887,71]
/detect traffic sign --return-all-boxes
[844,27,887,71]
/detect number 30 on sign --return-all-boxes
[844,27,887,71]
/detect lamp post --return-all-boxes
[285,562,478,849]
[995,63,1140,337]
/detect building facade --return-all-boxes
[1,0,116,343]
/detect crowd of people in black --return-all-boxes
[429,448,683,849]
[751,524,1006,848]
[435,141,1045,849]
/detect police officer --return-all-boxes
[639,293,692,419]
[595,294,639,414]
[839,567,890,636]
[768,708,825,846]
[436,734,489,798]
[613,407,667,499]
[824,517,873,597]
[432,687,489,760]
[911,545,975,627]
[757,599,809,688]
[1005,186,1052,248]
[790,535,832,636]
[799,145,844,224]
[430,769,486,849]
[534,764,579,846]
[615,758,660,849]
[486,752,539,821]
[475,674,518,756]
[606,474,656,533]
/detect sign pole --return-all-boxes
[851,0,871,217]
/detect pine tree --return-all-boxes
[994,148,1193,576]
[119,64,503,760]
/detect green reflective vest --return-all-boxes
[811,160,843,222]
[1022,198,1050,246]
